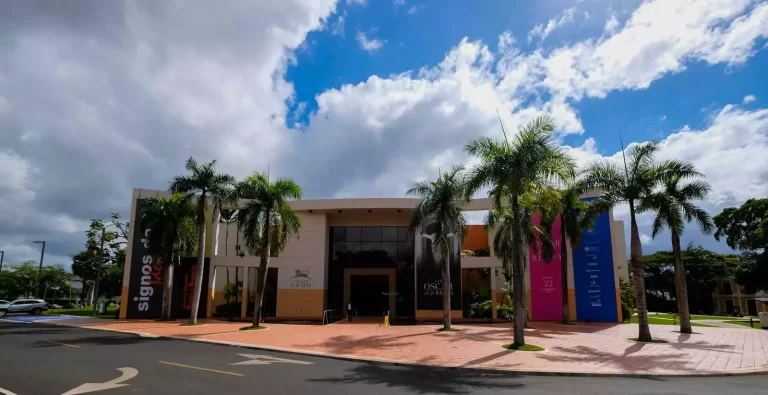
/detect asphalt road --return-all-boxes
[0,320,766,395]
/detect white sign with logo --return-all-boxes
[278,268,323,290]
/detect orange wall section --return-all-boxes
[462,225,489,252]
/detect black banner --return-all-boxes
[126,199,164,319]
[171,257,210,319]
[416,223,461,310]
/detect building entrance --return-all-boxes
[350,275,389,316]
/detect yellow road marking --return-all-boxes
[44,340,79,348]
[158,361,243,377]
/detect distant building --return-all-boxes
[712,278,767,316]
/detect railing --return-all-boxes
[322,309,345,325]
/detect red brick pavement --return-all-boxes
[46,318,768,375]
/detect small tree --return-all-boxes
[639,172,713,334]
[141,194,198,320]
[407,165,469,330]
[169,157,236,324]
[237,173,302,328]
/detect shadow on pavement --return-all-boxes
[307,364,525,394]
[30,333,169,347]
[538,344,694,373]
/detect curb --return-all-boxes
[40,320,768,378]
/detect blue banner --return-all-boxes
[573,199,618,322]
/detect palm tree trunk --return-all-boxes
[252,211,270,328]
[225,221,230,256]
[442,251,451,330]
[629,200,652,341]
[671,232,692,334]
[189,194,207,325]
[560,220,569,324]
[511,196,525,346]
[161,252,174,321]
[212,205,221,256]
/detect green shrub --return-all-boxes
[469,300,492,318]
[474,247,491,257]
[497,295,514,320]
[214,302,242,319]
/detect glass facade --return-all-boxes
[327,226,415,318]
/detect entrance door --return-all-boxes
[725,299,734,313]
[350,275,389,316]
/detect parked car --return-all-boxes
[0,300,9,306]
[0,299,49,316]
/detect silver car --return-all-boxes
[0,299,49,316]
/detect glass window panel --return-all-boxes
[382,242,398,260]
[362,226,382,241]
[397,242,412,261]
[362,241,382,252]
[346,242,361,254]
[397,226,408,242]
[332,242,346,260]
[332,227,346,242]
[346,227,361,242]
[382,227,398,241]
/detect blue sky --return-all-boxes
[1,0,768,266]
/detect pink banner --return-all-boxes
[529,215,563,321]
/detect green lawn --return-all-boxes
[727,320,765,329]
[44,306,118,319]
[628,316,714,327]
[650,313,741,321]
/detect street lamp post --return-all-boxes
[33,241,46,298]
[0,250,4,293]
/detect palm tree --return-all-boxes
[581,141,701,341]
[555,185,593,324]
[465,115,575,347]
[140,194,198,320]
[236,173,302,328]
[638,173,713,334]
[169,157,236,324]
[485,193,556,326]
[407,165,470,330]
[211,186,239,256]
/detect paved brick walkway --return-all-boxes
[44,318,768,375]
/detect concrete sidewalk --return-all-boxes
[41,317,768,376]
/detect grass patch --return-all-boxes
[650,313,741,321]
[628,316,714,327]
[727,320,764,329]
[239,326,267,331]
[628,337,669,343]
[43,307,117,319]
[436,327,461,332]
[502,344,545,352]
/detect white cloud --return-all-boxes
[331,14,345,36]
[3,0,768,266]
[357,31,385,52]
[528,7,577,43]
[604,14,619,33]
[394,0,406,6]
[537,0,768,101]
[347,0,366,5]
[743,94,757,104]
[639,233,653,245]
[407,5,421,14]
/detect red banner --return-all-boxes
[529,215,563,321]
